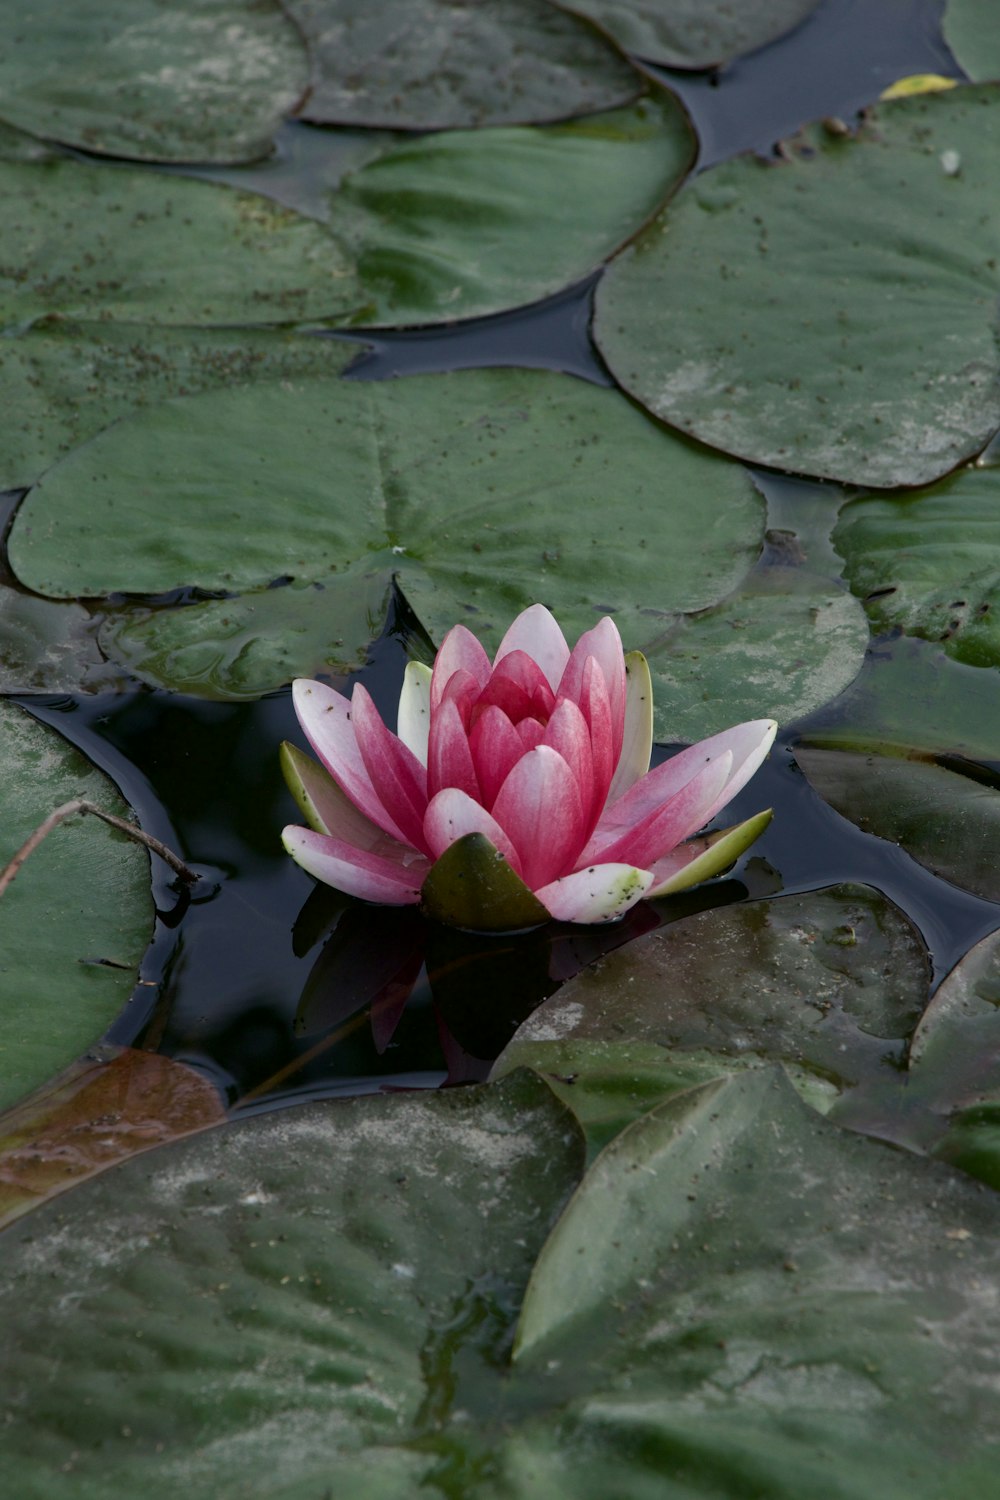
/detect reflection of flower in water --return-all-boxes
[282,605,776,930]
[293,896,664,1081]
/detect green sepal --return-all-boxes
[420,832,550,933]
[280,741,337,835]
[650,808,773,897]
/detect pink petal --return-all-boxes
[516,717,546,751]
[351,684,430,854]
[494,603,570,690]
[486,650,556,720]
[535,863,654,924]
[468,705,524,810]
[282,825,428,904]
[430,624,491,712]
[557,618,626,762]
[292,679,408,845]
[471,673,544,728]
[582,751,733,869]
[597,719,777,839]
[428,696,481,801]
[578,656,615,834]
[439,668,482,732]
[423,788,524,876]
[491,745,587,889]
[542,699,594,812]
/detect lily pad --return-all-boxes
[835,463,1000,669]
[909,926,1000,1115]
[285,0,641,128]
[495,1035,835,1159]
[643,565,868,742]
[0,702,153,1112]
[0,1071,584,1494]
[594,84,1000,488]
[326,92,693,327]
[0,156,364,331]
[798,634,1000,763]
[0,321,363,490]
[508,1070,1000,1499]
[494,884,929,1137]
[552,0,822,69]
[943,0,1000,84]
[9,369,764,698]
[796,745,1000,903]
[0,0,306,164]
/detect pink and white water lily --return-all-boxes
[282,605,776,930]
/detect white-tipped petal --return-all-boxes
[396,661,433,765]
[607,650,653,804]
[494,603,570,690]
[535,863,653,924]
[423,788,523,875]
[292,678,407,843]
[282,825,428,904]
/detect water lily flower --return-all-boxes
[281,605,776,931]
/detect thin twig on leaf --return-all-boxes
[0,800,199,898]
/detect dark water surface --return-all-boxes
[13,0,996,1111]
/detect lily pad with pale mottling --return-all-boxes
[642,565,868,742]
[594,84,1000,488]
[285,0,641,129]
[0,0,306,164]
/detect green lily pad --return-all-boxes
[9,369,764,698]
[0,0,306,164]
[835,463,1000,669]
[594,84,1000,488]
[798,633,1000,763]
[911,923,1000,1087]
[552,0,822,69]
[493,884,928,1144]
[643,565,868,742]
[0,702,153,1113]
[286,0,640,128]
[327,92,692,327]
[0,156,364,331]
[508,1070,1000,1499]
[495,1036,836,1159]
[796,746,1000,903]
[943,0,1000,84]
[0,322,363,490]
[0,1071,584,1494]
